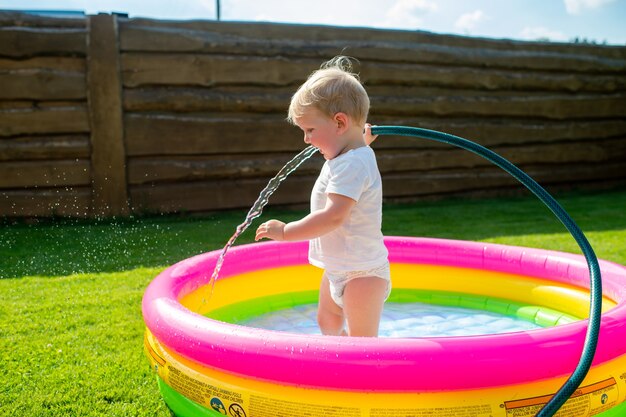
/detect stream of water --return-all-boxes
[197,145,319,309]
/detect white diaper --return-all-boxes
[325,262,391,308]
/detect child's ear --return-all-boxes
[334,112,349,133]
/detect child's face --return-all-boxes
[294,107,346,160]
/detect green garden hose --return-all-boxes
[371,125,603,417]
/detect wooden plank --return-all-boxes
[122,85,626,120]
[0,159,90,188]
[124,113,303,156]
[499,137,626,166]
[382,161,626,198]
[0,69,86,100]
[121,53,312,88]
[127,153,324,185]
[121,18,626,60]
[129,175,316,213]
[123,87,292,112]
[371,91,626,120]
[0,106,89,137]
[385,178,626,203]
[0,11,87,28]
[123,112,626,156]
[362,63,626,93]
[377,137,626,174]
[0,134,90,161]
[87,14,129,217]
[0,27,87,58]
[119,22,626,72]
[0,187,91,217]
[0,55,86,101]
[0,56,85,71]
[370,116,626,150]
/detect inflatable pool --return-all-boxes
[143,237,626,417]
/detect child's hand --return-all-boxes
[255,220,286,241]
[364,123,378,146]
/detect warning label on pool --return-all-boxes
[504,378,618,417]
[370,404,493,416]
[249,395,360,417]
[165,365,244,412]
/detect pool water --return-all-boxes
[241,302,542,337]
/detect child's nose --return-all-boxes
[303,134,310,144]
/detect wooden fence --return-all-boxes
[1,11,625,217]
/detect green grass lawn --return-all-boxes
[1,188,625,416]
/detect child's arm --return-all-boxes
[255,193,356,242]
[364,123,378,146]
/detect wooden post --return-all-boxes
[86,13,129,217]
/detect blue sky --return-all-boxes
[2,0,625,44]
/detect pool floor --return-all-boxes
[241,302,542,337]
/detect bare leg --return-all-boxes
[317,273,346,336]
[343,277,387,337]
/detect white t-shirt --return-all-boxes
[308,146,388,272]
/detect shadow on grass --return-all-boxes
[2,188,625,279]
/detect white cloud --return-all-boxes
[519,26,569,42]
[384,0,438,28]
[564,0,617,14]
[454,10,486,33]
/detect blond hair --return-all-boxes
[287,56,369,126]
